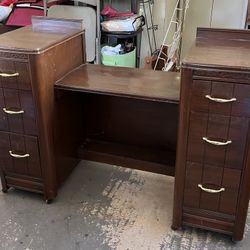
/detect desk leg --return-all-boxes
[0,169,9,193]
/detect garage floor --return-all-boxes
[0,161,250,250]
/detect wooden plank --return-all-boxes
[55,64,180,103]
[78,139,175,176]
[197,27,250,41]
[183,162,202,208]
[220,168,241,215]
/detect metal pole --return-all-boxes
[153,0,180,70]
[148,0,157,51]
[44,0,47,16]
[142,1,153,54]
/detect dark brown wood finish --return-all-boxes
[53,90,84,185]
[173,28,250,241]
[0,25,19,35]
[187,112,248,169]
[0,61,31,90]
[172,67,193,229]
[55,67,180,176]
[0,17,85,201]
[1,88,37,135]
[55,64,180,103]
[183,162,241,215]
[28,31,85,200]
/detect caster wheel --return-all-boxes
[45,199,52,204]
[171,225,179,231]
[231,238,239,243]
[2,189,8,193]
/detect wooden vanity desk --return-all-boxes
[1,21,250,242]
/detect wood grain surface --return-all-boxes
[55,64,180,103]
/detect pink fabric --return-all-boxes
[5,0,64,26]
[6,7,43,26]
[0,0,16,7]
[16,0,39,3]
[101,5,133,18]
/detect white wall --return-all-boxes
[139,0,177,67]
[181,0,214,60]
[144,0,248,65]
[100,0,248,66]
[180,0,248,60]
[211,0,248,29]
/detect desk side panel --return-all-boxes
[172,67,193,229]
[29,33,85,200]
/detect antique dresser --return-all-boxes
[0,17,85,202]
[173,28,250,241]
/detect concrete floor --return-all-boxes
[0,161,250,250]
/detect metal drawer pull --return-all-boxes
[198,184,225,193]
[3,108,24,115]
[9,150,30,158]
[202,137,232,146]
[0,72,19,77]
[205,95,236,103]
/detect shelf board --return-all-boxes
[78,139,176,176]
[55,64,180,103]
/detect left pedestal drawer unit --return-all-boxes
[0,60,41,193]
[0,19,86,202]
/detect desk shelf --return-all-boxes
[78,139,175,176]
[55,64,179,178]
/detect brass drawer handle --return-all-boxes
[198,184,225,193]
[205,95,236,103]
[9,150,30,158]
[0,73,19,77]
[202,137,232,146]
[3,108,24,115]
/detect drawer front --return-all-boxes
[0,60,31,90]
[0,131,42,179]
[0,88,37,135]
[5,175,44,193]
[191,80,250,117]
[184,162,241,215]
[187,112,249,169]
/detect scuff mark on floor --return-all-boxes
[0,161,250,250]
[76,163,174,250]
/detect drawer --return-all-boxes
[5,175,44,194]
[187,112,249,169]
[183,162,241,215]
[191,80,250,117]
[0,60,31,90]
[182,211,234,235]
[0,88,37,135]
[0,131,42,179]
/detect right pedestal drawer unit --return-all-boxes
[173,28,250,241]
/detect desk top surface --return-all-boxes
[183,28,250,71]
[55,64,180,103]
[0,18,84,53]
